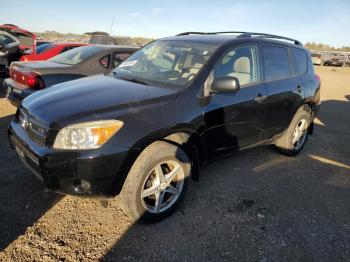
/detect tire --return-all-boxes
[119,140,191,222]
[274,105,312,156]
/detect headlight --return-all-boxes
[0,51,8,57]
[53,120,124,150]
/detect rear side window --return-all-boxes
[100,55,110,68]
[262,46,291,81]
[291,48,308,75]
[60,46,70,54]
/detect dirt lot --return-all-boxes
[0,66,349,261]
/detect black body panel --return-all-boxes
[8,35,321,197]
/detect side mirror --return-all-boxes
[210,76,240,93]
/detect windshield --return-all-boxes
[49,46,101,65]
[113,40,217,87]
[36,43,53,54]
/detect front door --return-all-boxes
[202,45,268,156]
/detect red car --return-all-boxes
[21,42,87,61]
[0,24,36,54]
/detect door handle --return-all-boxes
[255,94,267,103]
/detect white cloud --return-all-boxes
[151,7,165,14]
[129,12,142,18]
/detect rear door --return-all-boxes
[291,47,319,106]
[203,45,268,155]
[260,44,304,140]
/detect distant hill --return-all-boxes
[35,31,154,46]
[305,42,350,52]
[35,31,349,52]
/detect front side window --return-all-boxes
[49,46,102,65]
[213,46,258,86]
[262,45,291,81]
[113,40,217,87]
[291,48,308,75]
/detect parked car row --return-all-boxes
[0,24,36,73]
[0,25,141,99]
[5,45,138,105]
[7,31,321,222]
[311,51,350,67]
[20,42,87,61]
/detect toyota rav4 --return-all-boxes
[9,32,321,222]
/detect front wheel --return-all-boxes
[274,105,312,156]
[119,141,191,222]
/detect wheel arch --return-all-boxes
[111,125,203,196]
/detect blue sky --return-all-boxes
[0,0,349,47]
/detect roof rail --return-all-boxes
[176,31,246,36]
[176,31,303,46]
[237,32,302,46]
[176,32,207,36]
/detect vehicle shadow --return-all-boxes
[0,76,6,98]
[101,96,350,261]
[0,114,62,251]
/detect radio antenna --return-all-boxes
[109,17,115,35]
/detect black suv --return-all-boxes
[8,32,321,222]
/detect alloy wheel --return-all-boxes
[141,160,185,214]
[292,119,308,150]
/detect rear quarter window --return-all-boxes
[262,45,291,81]
[291,48,308,75]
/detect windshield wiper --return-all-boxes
[115,74,149,86]
[127,78,149,86]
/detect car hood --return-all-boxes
[22,74,179,127]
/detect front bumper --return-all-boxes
[8,119,133,197]
[4,78,36,107]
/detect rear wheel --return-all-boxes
[119,141,191,222]
[274,105,312,156]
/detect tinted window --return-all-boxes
[0,34,15,45]
[311,53,321,58]
[291,48,308,75]
[69,46,80,51]
[60,46,70,54]
[49,46,102,65]
[100,55,110,68]
[262,46,291,81]
[36,43,53,54]
[213,46,258,86]
[113,53,131,68]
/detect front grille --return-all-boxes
[18,108,48,146]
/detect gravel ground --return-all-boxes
[0,66,349,261]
